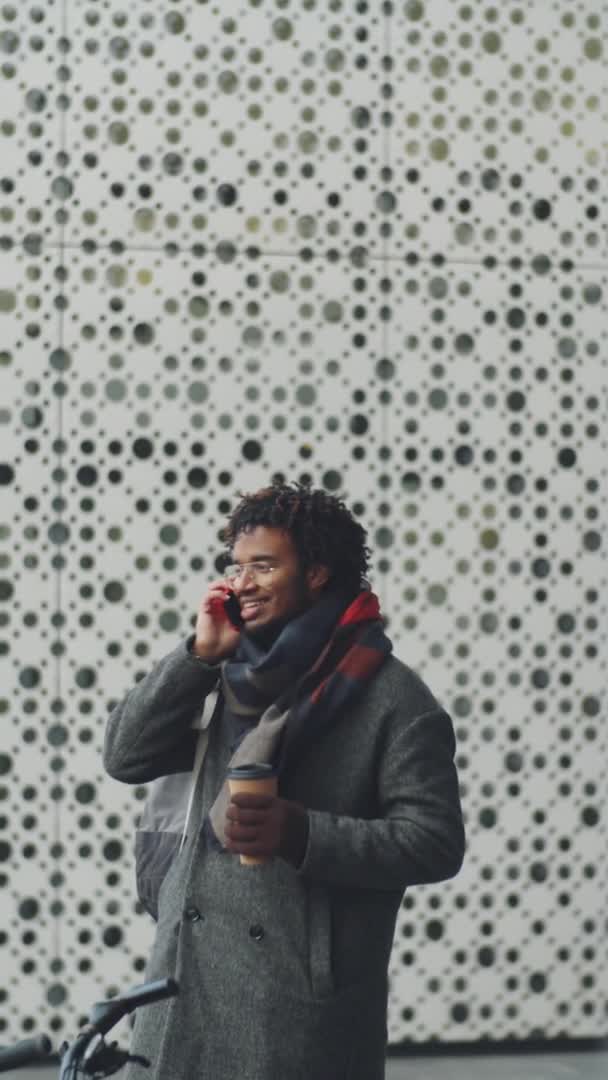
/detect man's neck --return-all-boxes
[243,619,288,652]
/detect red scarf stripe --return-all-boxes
[310,644,383,705]
[338,591,381,627]
[337,643,385,681]
[310,677,330,706]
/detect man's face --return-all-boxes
[230,525,327,636]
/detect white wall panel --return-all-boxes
[0,0,606,1051]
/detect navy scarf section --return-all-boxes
[219,584,393,773]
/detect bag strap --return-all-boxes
[179,688,219,852]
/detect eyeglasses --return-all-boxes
[223,562,278,584]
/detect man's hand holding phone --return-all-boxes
[192,580,243,664]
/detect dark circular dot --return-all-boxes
[133,438,154,459]
[163,153,183,176]
[18,898,39,920]
[481,169,500,191]
[507,391,526,411]
[583,531,601,552]
[533,199,552,220]
[242,440,262,462]
[506,473,525,495]
[75,783,96,805]
[426,919,444,941]
[350,414,369,435]
[47,725,67,747]
[451,1003,469,1023]
[102,839,123,862]
[76,465,97,486]
[19,667,40,689]
[454,333,474,354]
[102,925,123,947]
[323,470,342,491]
[187,467,208,488]
[532,558,550,579]
[104,581,125,603]
[454,445,473,466]
[558,447,576,468]
[478,946,495,967]
[133,322,155,345]
[46,984,67,1006]
[217,183,238,206]
[352,107,371,128]
[401,472,420,492]
[531,668,549,689]
[581,806,599,827]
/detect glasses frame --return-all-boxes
[223,561,278,584]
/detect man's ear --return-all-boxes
[307,564,330,593]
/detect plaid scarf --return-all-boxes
[207,586,392,849]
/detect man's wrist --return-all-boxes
[186,633,222,665]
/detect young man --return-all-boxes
[103,481,465,1080]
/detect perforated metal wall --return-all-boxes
[0,0,606,1049]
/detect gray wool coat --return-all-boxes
[103,636,465,1080]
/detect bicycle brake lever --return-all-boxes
[82,1038,150,1077]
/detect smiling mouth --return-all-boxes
[240,600,267,620]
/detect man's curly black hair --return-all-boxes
[222,480,371,596]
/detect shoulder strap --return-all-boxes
[179,688,219,852]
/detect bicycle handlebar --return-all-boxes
[0,977,178,1077]
[89,977,179,1035]
[0,1034,52,1073]
[59,977,178,1079]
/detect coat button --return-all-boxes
[184,905,202,922]
[249,923,264,941]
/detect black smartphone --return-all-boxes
[223,590,244,630]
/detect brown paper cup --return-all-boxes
[227,765,278,866]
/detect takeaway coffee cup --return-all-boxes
[227,763,278,866]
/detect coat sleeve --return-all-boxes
[297,706,465,891]
[103,636,221,784]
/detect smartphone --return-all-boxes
[223,590,244,630]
